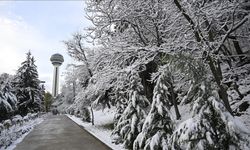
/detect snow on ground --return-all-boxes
[0,114,45,150]
[66,108,124,150]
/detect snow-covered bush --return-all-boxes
[3,120,12,130]
[80,107,91,122]
[30,113,38,120]
[0,123,3,131]
[25,113,38,120]
[27,113,32,119]
[11,115,23,126]
[74,109,81,117]
[0,73,17,122]
[23,116,29,122]
[66,106,75,115]
[0,113,43,149]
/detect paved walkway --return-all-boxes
[15,115,111,150]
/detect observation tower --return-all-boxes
[50,53,64,97]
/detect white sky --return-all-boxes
[0,1,91,93]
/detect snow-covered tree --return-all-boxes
[52,64,82,114]
[38,84,45,112]
[13,52,42,115]
[61,0,250,149]
[112,71,149,149]
[85,0,250,115]
[85,0,179,48]
[172,0,250,115]
[160,53,207,105]
[133,66,174,150]
[170,82,250,150]
[113,72,130,127]
[63,32,93,87]
[44,92,52,112]
[0,73,17,121]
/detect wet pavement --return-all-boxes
[14,115,111,150]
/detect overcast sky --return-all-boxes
[0,1,91,92]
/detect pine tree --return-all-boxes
[113,72,130,127]
[112,71,149,149]
[13,52,42,115]
[133,67,174,150]
[113,91,128,128]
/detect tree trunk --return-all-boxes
[90,106,94,125]
[169,81,181,120]
[173,0,201,42]
[139,61,157,102]
[207,56,234,115]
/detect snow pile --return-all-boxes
[0,113,45,150]
[67,108,124,150]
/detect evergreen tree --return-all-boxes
[44,92,52,112]
[170,82,250,150]
[38,84,45,112]
[13,52,42,115]
[133,66,174,150]
[113,91,128,128]
[112,71,149,149]
[113,72,130,127]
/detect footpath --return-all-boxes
[15,115,111,150]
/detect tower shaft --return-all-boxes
[52,66,60,97]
